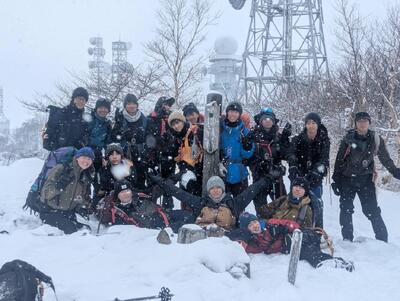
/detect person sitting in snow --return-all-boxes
[230,212,354,272]
[97,179,194,233]
[39,147,95,234]
[93,143,138,206]
[150,174,270,231]
[257,177,315,228]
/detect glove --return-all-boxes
[147,169,163,184]
[55,174,73,190]
[241,135,253,151]
[331,182,341,196]
[269,164,286,178]
[268,224,289,238]
[180,170,197,189]
[218,162,228,177]
[288,166,299,182]
[305,170,321,185]
[282,122,292,138]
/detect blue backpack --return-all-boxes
[23,147,76,214]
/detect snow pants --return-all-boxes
[299,230,332,268]
[339,174,388,242]
[40,210,83,234]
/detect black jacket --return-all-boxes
[44,104,89,151]
[289,124,330,187]
[333,129,399,178]
[248,125,291,178]
[157,177,269,217]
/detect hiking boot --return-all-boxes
[317,257,355,272]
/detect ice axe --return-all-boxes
[113,287,173,301]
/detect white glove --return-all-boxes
[218,162,228,177]
[180,170,197,189]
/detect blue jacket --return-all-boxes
[88,111,112,150]
[221,120,254,184]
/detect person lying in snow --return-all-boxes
[149,174,270,231]
[97,179,194,233]
[228,212,354,272]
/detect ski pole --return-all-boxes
[113,287,173,301]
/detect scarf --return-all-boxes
[123,109,141,123]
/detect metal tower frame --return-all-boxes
[237,0,329,106]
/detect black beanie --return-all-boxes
[123,94,138,107]
[304,112,321,126]
[114,179,132,198]
[354,112,371,124]
[183,102,200,117]
[95,98,111,111]
[72,87,89,102]
[226,102,243,115]
[291,177,310,195]
[106,143,123,157]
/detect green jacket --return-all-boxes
[40,159,93,211]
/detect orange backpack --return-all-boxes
[175,125,204,167]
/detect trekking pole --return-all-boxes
[113,287,173,301]
[327,168,333,206]
[96,199,106,235]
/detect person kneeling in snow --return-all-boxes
[39,147,95,234]
[150,174,270,231]
[230,212,354,272]
[97,180,194,233]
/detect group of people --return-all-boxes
[34,86,400,272]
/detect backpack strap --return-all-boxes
[156,207,170,227]
[296,205,309,227]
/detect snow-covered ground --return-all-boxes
[1,158,400,301]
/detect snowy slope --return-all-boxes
[1,158,400,301]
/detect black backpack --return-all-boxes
[0,260,56,301]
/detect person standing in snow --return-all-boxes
[332,112,400,242]
[288,112,330,228]
[219,102,255,196]
[88,98,112,172]
[42,87,90,151]
[162,111,204,198]
[39,147,95,234]
[150,174,270,231]
[230,212,354,272]
[111,93,148,190]
[245,108,292,214]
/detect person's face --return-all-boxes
[356,119,370,134]
[261,118,274,129]
[292,185,306,198]
[96,106,109,118]
[109,151,122,165]
[209,186,224,200]
[171,120,185,132]
[118,189,133,204]
[305,120,318,135]
[186,112,199,125]
[125,102,138,115]
[162,104,172,114]
[227,110,240,123]
[73,96,87,110]
[76,156,93,170]
[248,220,262,234]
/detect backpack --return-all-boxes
[43,105,63,151]
[0,260,56,301]
[175,125,203,167]
[23,147,76,214]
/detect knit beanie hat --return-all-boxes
[168,111,186,127]
[239,212,258,230]
[123,94,138,107]
[225,101,243,116]
[95,98,111,111]
[114,179,132,198]
[72,87,89,102]
[183,102,200,117]
[106,143,123,157]
[74,147,95,160]
[304,112,321,126]
[354,111,371,124]
[291,177,310,195]
[206,176,226,193]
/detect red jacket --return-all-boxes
[245,219,300,254]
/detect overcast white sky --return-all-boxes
[0,0,395,128]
